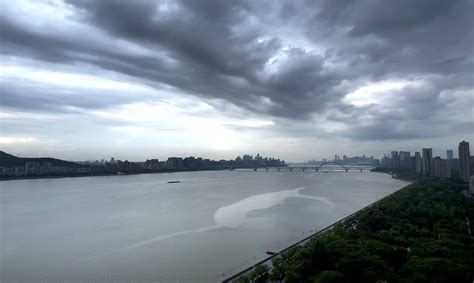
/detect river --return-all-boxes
[0,169,409,282]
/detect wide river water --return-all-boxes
[0,169,409,282]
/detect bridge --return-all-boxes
[230,162,374,172]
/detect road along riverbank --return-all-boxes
[222,179,414,282]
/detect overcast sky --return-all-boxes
[1,0,473,162]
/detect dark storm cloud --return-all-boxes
[310,0,474,140]
[314,0,474,77]
[1,0,342,119]
[1,0,473,141]
[69,0,266,78]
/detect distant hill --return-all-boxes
[0,151,86,168]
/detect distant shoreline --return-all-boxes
[0,166,387,182]
[0,168,230,181]
[371,166,422,182]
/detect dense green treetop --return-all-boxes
[243,178,474,282]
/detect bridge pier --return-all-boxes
[316,169,318,172]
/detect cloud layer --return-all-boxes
[1,0,473,160]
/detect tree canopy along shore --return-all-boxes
[239,178,474,283]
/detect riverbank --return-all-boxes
[0,168,232,181]
[227,178,474,282]
[223,179,413,282]
[371,166,422,182]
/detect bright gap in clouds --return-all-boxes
[0,65,150,91]
[0,137,37,144]
[93,102,274,152]
[343,80,422,107]
[0,60,276,155]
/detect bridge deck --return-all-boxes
[230,166,374,172]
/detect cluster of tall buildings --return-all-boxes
[0,152,286,178]
[306,154,379,166]
[384,140,472,183]
[97,154,285,174]
[234,154,285,168]
[308,141,472,186]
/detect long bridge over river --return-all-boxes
[230,161,374,172]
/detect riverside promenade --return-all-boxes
[221,186,404,282]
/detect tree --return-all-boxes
[313,271,344,283]
[266,178,474,282]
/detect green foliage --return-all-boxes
[235,276,250,283]
[313,271,344,283]
[246,264,268,283]
[270,178,474,282]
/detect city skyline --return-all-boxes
[2,139,470,165]
[1,140,471,181]
[3,145,468,164]
[1,1,473,161]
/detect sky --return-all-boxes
[0,0,473,162]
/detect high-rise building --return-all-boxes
[470,156,474,176]
[391,151,400,170]
[447,150,453,160]
[445,159,452,178]
[458,141,471,183]
[470,176,474,193]
[145,159,160,170]
[167,157,183,169]
[183,156,197,169]
[399,151,411,169]
[422,148,433,176]
[432,157,451,178]
[433,157,441,177]
[409,156,416,172]
[381,155,390,168]
[414,152,422,174]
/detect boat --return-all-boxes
[167,180,180,184]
